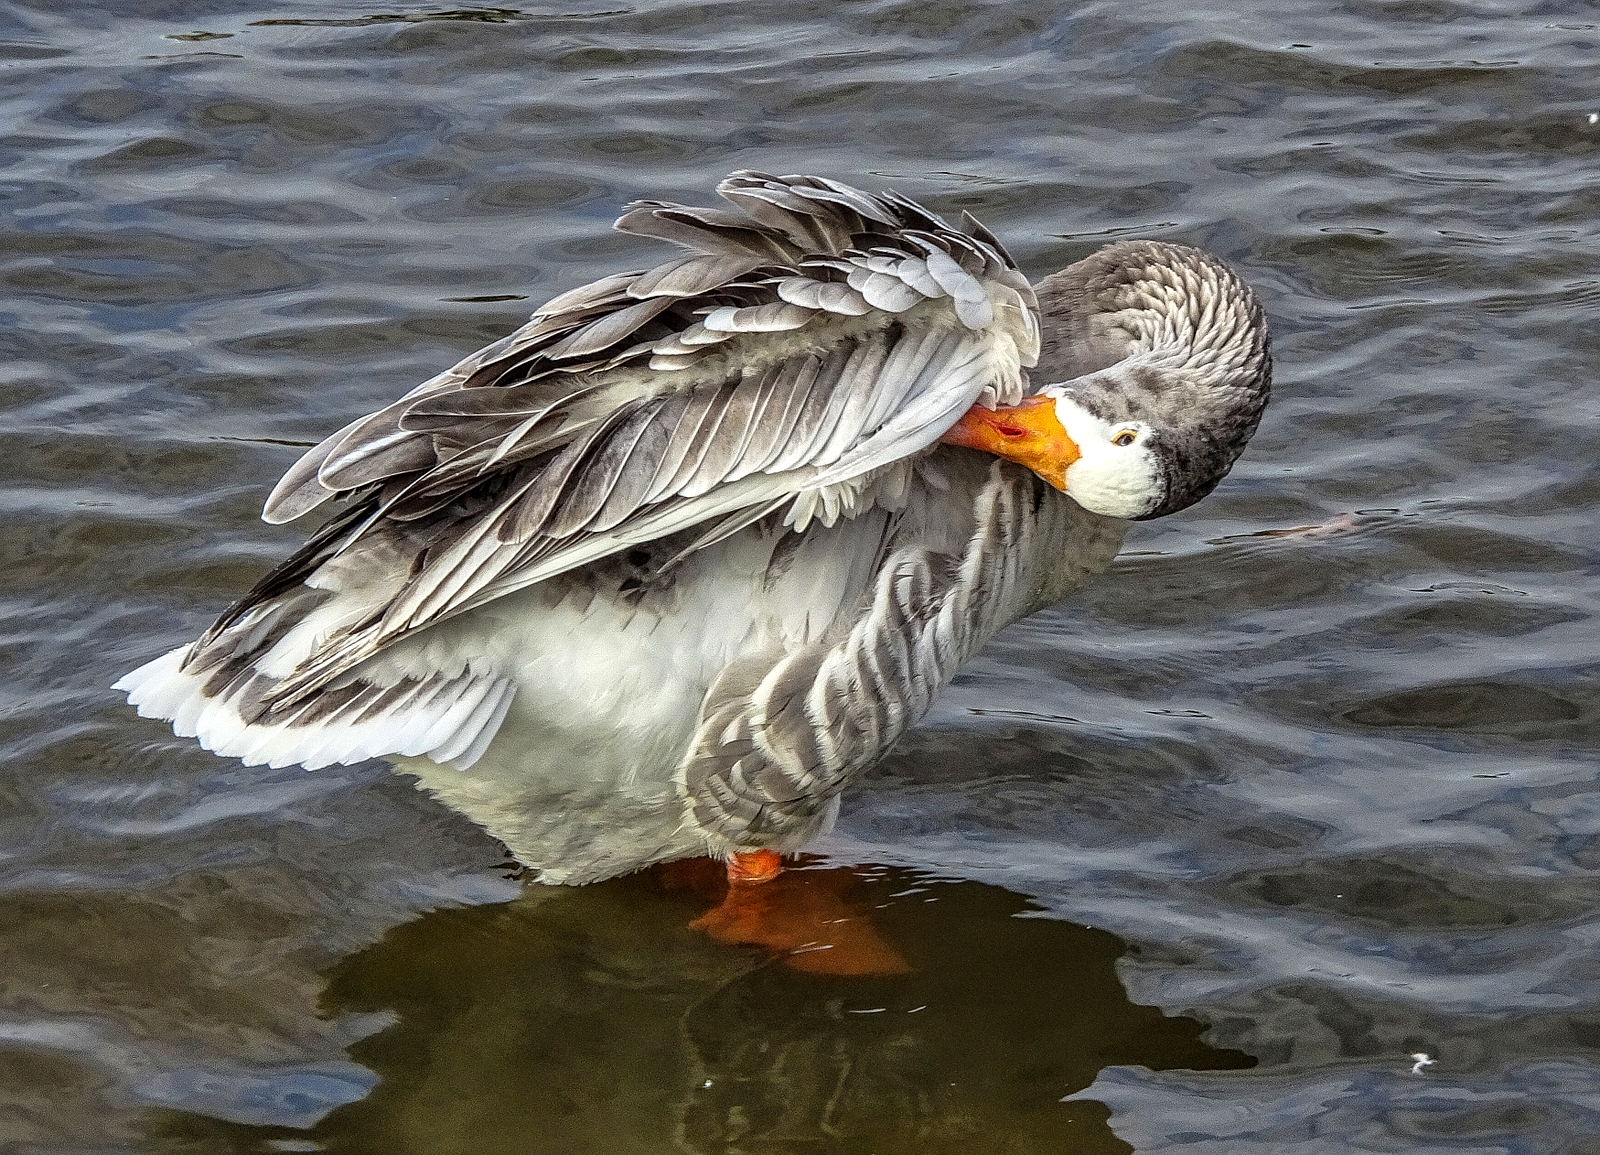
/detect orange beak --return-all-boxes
[938,395,1081,491]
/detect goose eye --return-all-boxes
[1112,430,1137,447]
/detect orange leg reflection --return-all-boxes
[660,855,910,977]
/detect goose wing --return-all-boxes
[226,172,1039,708]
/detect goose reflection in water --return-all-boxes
[148,864,1253,1154]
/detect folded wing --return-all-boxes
[127,172,1041,765]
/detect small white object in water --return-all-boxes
[1410,1052,1436,1074]
[1590,113,1598,124]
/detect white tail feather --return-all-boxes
[114,646,514,771]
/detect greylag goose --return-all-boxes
[117,171,1270,886]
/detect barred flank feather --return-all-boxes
[680,461,1125,851]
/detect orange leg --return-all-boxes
[726,848,783,884]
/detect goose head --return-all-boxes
[941,240,1271,519]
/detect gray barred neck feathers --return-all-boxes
[1035,240,1272,521]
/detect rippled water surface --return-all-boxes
[3,0,1598,1150]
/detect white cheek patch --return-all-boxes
[1063,445,1161,519]
[1050,396,1164,519]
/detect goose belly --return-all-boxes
[394,684,706,885]
[389,510,894,883]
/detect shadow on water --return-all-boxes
[146,863,1252,1155]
